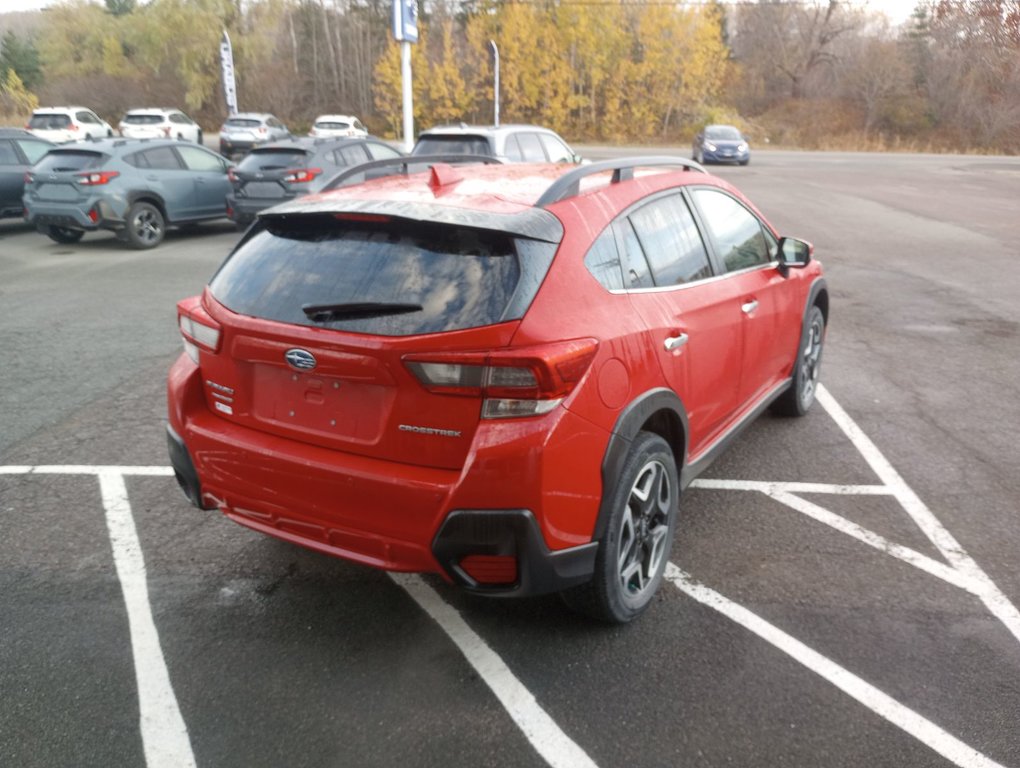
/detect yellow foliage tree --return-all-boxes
[0,68,38,122]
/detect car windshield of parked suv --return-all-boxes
[225,118,261,128]
[210,216,554,336]
[412,136,492,156]
[32,149,106,172]
[123,114,164,124]
[237,149,311,171]
[705,126,742,140]
[29,114,72,130]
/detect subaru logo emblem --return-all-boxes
[285,348,316,370]
[256,173,264,180]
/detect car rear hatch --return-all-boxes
[27,148,109,203]
[412,135,493,157]
[223,118,262,142]
[186,212,562,471]
[230,147,316,202]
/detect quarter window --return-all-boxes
[692,188,772,273]
[583,228,625,290]
[628,194,712,285]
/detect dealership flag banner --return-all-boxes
[220,31,238,116]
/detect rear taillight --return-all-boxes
[404,338,598,419]
[163,126,171,136]
[69,124,79,131]
[23,171,34,184]
[227,168,238,182]
[75,171,120,186]
[258,126,267,134]
[282,167,322,184]
[177,297,222,365]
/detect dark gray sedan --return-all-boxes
[0,128,54,220]
[22,138,233,249]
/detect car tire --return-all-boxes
[124,202,165,249]
[772,304,825,417]
[45,226,84,244]
[561,431,678,623]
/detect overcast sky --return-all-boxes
[1,0,923,25]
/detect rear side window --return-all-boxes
[33,150,105,172]
[629,194,712,285]
[412,136,491,156]
[29,114,71,129]
[128,146,182,170]
[366,142,401,160]
[515,133,545,162]
[210,217,555,336]
[237,150,309,170]
[333,145,368,166]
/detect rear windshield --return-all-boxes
[237,149,310,171]
[210,216,555,336]
[33,150,106,172]
[123,114,164,124]
[29,114,71,129]
[316,121,351,130]
[226,118,261,128]
[412,136,492,157]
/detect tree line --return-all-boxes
[1,0,1018,154]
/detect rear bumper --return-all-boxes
[225,194,292,222]
[166,354,606,596]
[25,197,127,231]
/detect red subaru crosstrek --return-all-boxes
[167,156,828,622]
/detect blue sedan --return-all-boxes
[693,124,750,166]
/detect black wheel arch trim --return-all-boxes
[125,191,168,221]
[593,388,689,543]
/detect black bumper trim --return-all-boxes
[432,510,597,597]
[166,424,214,510]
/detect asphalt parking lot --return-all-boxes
[2,149,1019,768]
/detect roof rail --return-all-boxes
[320,153,505,192]
[535,156,706,208]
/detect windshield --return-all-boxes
[33,150,106,172]
[705,126,743,141]
[29,114,71,130]
[237,150,310,171]
[225,118,261,128]
[412,136,492,157]
[210,216,554,336]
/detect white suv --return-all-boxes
[27,107,114,143]
[309,114,368,138]
[119,108,202,144]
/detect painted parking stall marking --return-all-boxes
[2,385,1017,768]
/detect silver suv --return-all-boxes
[23,138,233,249]
[411,124,580,163]
[218,113,290,159]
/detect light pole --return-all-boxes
[489,40,500,128]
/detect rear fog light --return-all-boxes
[88,207,99,224]
[459,555,517,585]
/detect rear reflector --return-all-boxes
[459,555,517,585]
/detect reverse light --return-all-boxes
[282,167,323,184]
[76,171,120,186]
[177,298,222,364]
[404,338,599,419]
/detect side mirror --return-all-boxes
[777,236,813,274]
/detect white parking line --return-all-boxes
[96,471,197,768]
[390,573,599,768]
[667,565,1006,768]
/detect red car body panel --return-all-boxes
[167,159,826,594]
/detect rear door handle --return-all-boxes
[741,300,759,314]
[664,333,689,351]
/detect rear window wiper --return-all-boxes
[302,302,423,322]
